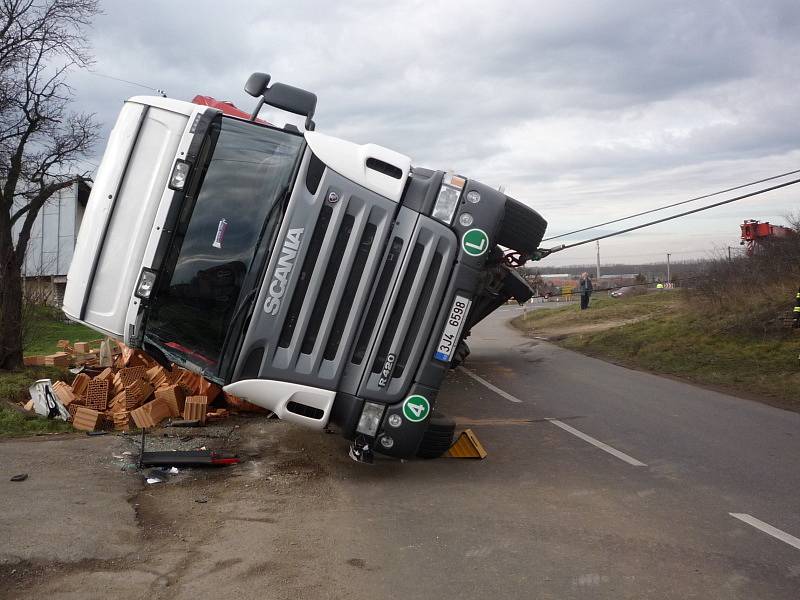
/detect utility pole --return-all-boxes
[666,253,671,283]
[728,246,733,261]
[595,240,601,280]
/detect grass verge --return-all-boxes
[0,307,97,437]
[0,367,75,437]
[23,306,99,355]
[513,292,800,411]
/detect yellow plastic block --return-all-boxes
[445,429,487,459]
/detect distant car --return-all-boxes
[610,286,634,298]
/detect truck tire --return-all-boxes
[416,414,456,459]
[496,197,548,255]
[449,339,470,369]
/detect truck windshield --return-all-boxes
[144,116,303,375]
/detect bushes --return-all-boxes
[688,233,800,337]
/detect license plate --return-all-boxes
[434,294,472,362]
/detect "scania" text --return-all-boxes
[264,228,304,315]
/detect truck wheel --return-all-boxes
[416,414,456,459]
[496,197,548,255]
[449,339,470,369]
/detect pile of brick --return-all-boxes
[24,339,108,368]
[27,339,258,432]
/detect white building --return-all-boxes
[12,180,91,305]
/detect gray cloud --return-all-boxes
[67,0,800,266]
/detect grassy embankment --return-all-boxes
[513,292,800,411]
[0,307,98,436]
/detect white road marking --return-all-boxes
[729,513,800,551]
[457,366,522,403]
[548,419,648,467]
[457,366,647,467]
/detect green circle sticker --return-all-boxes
[402,395,430,422]
[461,228,489,257]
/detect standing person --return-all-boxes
[579,272,593,310]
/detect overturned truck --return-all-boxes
[63,73,547,460]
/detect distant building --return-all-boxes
[12,180,91,306]
[541,273,578,288]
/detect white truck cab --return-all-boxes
[64,74,547,460]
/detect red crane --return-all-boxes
[740,219,795,256]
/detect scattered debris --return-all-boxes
[139,450,241,468]
[28,380,69,420]
[72,406,102,431]
[137,428,240,469]
[10,473,28,482]
[167,420,201,428]
[145,468,171,484]
[18,338,263,432]
[184,396,209,423]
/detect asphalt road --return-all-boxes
[4,306,800,599]
[317,306,800,599]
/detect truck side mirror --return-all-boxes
[244,72,271,97]
[244,73,318,130]
[245,72,271,122]
[262,83,317,131]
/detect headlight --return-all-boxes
[134,268,157,299]
[431,173,465,225]
[356,401,385,436]
[168,159,191,190]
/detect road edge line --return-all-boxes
[548,419,648,467]
[456,366,523,403]
[729,513,800,551]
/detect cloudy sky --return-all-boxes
[68,0,800,266]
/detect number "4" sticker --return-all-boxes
[402,395,430,422]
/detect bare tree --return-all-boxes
[785,210,800,233]
[0,0,99,370]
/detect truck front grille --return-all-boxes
[278,205,333,348]
[350,217,456,402]
[323,222,377,361]
[351,236,404,365]
[392,249,442,378]
[252,182,395,389]
[234,161,456,401]
[371,242,424,374]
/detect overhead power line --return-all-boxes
[541,177,800,258]
[542,168,800,242]
[547,247,713,262]
[87,71,167,97]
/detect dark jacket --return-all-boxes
[579,277,593,295]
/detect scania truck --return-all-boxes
[63,73,547,460]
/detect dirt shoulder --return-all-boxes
[521,315,650,339]
[513,293,677,340]
[0,433,140,567]
[0,417,360,600]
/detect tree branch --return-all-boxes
[13,177,79,269]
